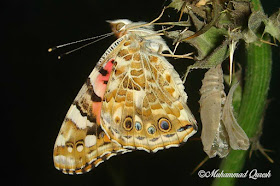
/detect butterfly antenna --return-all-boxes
[48,32,114,58]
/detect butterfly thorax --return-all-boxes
[108,19,171,54]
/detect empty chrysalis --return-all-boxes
[199,64,250,158]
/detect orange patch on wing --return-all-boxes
[165,74,171,83]
[124,54,132,61]
[94,158,103,166]
[149,55,158,63]
[103,134,111,143]
[124,41,131,46]
[133,53,141,61]
[118,49,129,57]
[75,169,83,174]
[92,102,102,125]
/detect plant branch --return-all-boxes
[212,1,272,185]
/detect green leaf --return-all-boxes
[242,11,267,43]
[264,10,280,42]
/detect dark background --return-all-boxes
[3,0,280,185]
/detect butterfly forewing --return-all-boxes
[53,37,131,174]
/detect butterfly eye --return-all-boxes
[147,125,156,135]
[123,116,133,131]
[158,118,171,132]
[135,121,142,131]
[116,23,125,32]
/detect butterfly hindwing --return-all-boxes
[100,35,197,152]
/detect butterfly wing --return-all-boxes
[53,38,131,174]
[100,37,197,152]
[53,112,129,174]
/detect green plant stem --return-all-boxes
[251,0,264,12]
[212,1,272,185]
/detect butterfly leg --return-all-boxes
[154,42,193,59]
[160,52,193,59]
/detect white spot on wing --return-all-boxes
[77,145,84,152]
[152,147,164,153]
[55,134,65,146]
[85,135,97,147]
[88,158,97,165]
[67,105,87,129]
[106,153,116,160]
[67,146,73,153]
[165,144,179,149]
[136,147,150,153]
[183,129,197,142]
[100,151,110,157]
[54,155,75,166]
[95,160,104,167]
[134,91,145,108]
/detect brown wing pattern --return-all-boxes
[53,38,131,174]
[101,36,197,152]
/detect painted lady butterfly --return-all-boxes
[53,19,197,174]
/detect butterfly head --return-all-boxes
[107,19,131,38]
[107,19,156,38]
